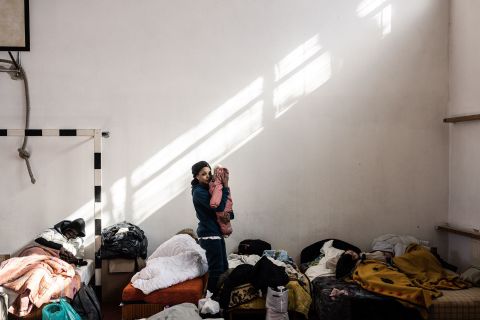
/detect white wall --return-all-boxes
[0,0,450,261]
[448,0,480,271]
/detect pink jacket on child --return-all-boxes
[209,166,233,236]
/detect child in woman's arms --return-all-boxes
[209,165,234,237]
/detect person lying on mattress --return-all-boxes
[335,244,470,318]
[34,218,88,266]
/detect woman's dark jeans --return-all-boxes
[199,237,228,294]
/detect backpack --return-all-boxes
[71,285,101,320]
[238,239,271,256]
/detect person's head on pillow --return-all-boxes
[336,250,359,279]
[60,218,86,240]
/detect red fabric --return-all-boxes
[122,274,207,304]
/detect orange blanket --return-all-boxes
[0,245,80,316]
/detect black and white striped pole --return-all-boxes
[0,128,108,298]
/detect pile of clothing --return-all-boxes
[100,222,148,259]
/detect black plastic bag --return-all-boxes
[100,221,148,259]
[71,285,101,320]
[238,239,271,256]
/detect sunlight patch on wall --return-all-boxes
[374,4,392,37]
[131,101,264,224]
[357,0,386,18]
[357,0,392,38]
[210,101,264,166]
[211,101,264,159]
[275,35,322,82]
[131,78,264,187]
[274,52,331,118]
[106,177,127,227]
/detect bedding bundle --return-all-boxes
[353,244,470,317]
[131,234,208,294]
[0,245,80,316]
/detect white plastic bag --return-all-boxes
[265,286,289,320]
[266,309,289,320]
[198,290,220,315]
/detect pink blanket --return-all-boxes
[0,245,80,316]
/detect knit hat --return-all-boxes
[67,218,86,237]
[191,161,211,178]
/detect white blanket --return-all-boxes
[305,240,345,281]
[227,253,261,269]
[371,234,427,257]
[131,234,208,295]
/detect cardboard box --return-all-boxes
[101,258,144,304]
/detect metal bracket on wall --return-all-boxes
[0,52,21,78]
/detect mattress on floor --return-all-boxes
[122,274,207,305]
[122,303,167,320]
[312,275,480,320]
[75,258,94,284]
[429,287,480,320]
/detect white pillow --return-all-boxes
[460,266,480,286]
[321,240,345,269]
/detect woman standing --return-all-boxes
[191,161,230,294]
